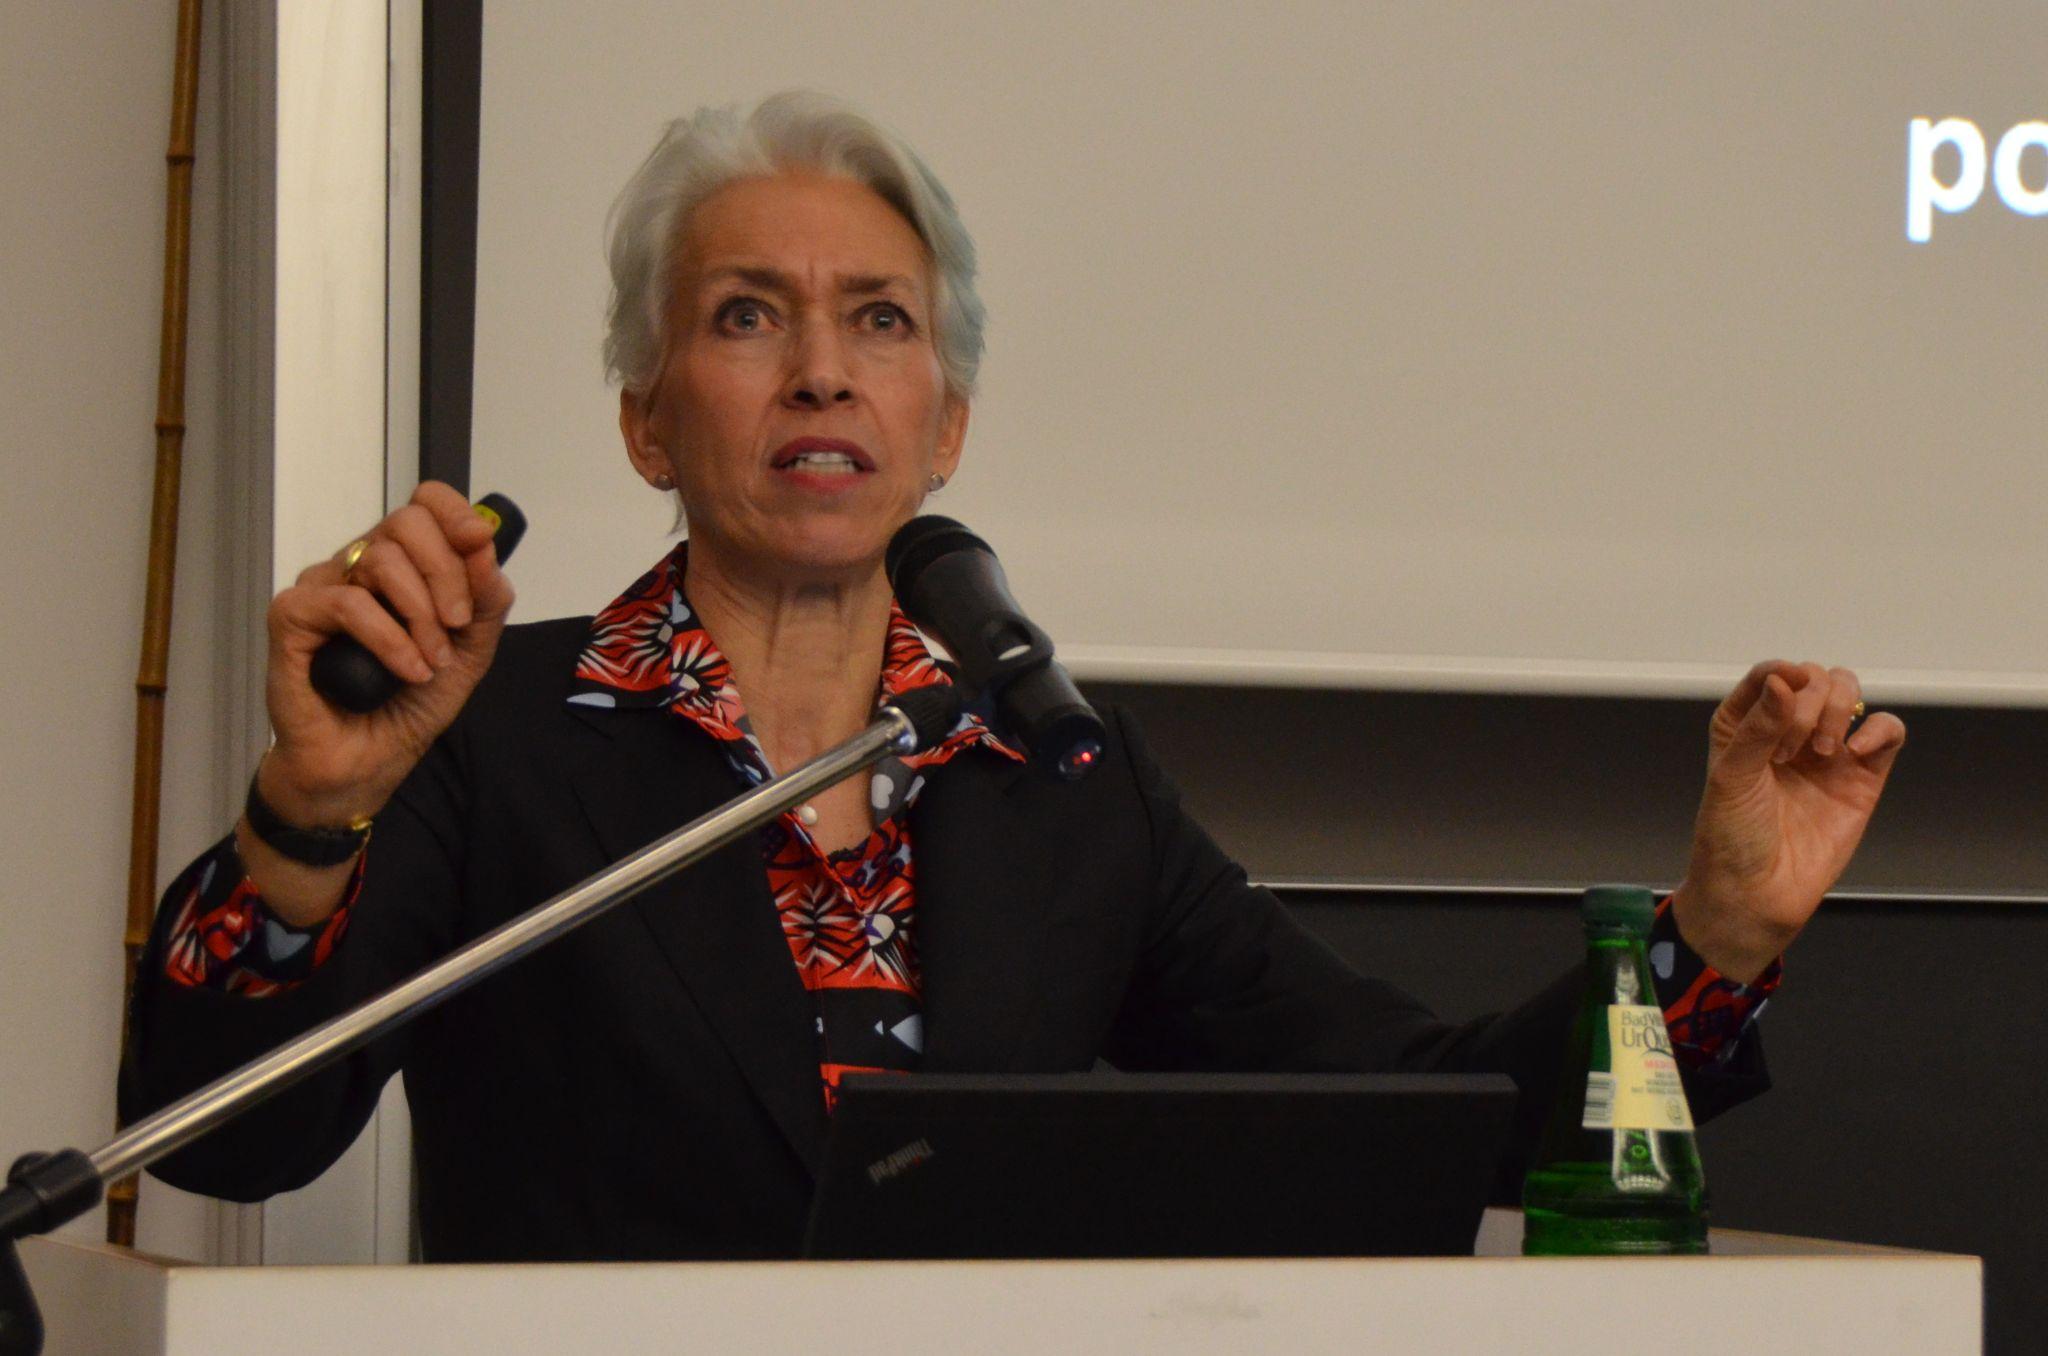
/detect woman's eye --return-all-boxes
[717,298,769,332]
[862,303,913,334]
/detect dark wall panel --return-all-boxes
[1091,681,2048,897]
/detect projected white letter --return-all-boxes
[1992,121,2048,217]
[1906,117,1987,243]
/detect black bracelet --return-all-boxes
[243,772,372,868]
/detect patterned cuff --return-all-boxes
[1650,897,1781,1068]
[162,834,362,997]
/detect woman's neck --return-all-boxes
[683,538,892,773]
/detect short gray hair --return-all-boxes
[603,91,985,401]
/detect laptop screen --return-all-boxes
[803,1071,1517,1260]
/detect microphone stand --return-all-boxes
[0,686,962,1356]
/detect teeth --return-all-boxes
[787,451,858,473]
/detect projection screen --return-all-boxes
[465,2,2047,704]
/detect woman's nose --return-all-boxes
[783,323,854,409]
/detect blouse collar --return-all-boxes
[566,540,1023,769]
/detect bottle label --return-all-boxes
[1581,1004,1695,1132]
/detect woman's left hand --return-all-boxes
[1669,660,1907,983]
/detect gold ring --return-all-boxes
[339,537,371,581]
[1850,700,1867,722]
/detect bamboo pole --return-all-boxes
[110,0,205,1249]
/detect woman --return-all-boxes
[125,93,1906,1262]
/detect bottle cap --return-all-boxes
[1580,885,1656,933]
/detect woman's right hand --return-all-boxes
[254,481,515,844]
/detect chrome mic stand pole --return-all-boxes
[0,686,961,1355]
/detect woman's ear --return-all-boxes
[933,393,969,481]
[619,387,672,487]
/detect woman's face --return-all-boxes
[622,171,967,582]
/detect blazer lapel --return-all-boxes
[565,705,830,1177]
[914,752,1061,1072]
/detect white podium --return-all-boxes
[17,1210,1980,1355]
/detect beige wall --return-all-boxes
[0,0,232,1260]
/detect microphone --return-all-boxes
[309,493,527,713]
[885,515,1106,780]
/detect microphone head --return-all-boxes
[886,514,990,599]
[882,513,1106,780]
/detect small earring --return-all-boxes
[927,472,947,492]
[653,473,674,491]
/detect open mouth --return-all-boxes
[772,438,875,476]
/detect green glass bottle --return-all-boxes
[1521,885,1707,1255]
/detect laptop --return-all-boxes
[802,1071,1517,1260]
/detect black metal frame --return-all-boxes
[419,0,483,493]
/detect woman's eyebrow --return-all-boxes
[699,265,791,295]
[698,265,921,299]
[841,273,921,299]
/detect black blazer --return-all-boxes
[123,619,1766,1261]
